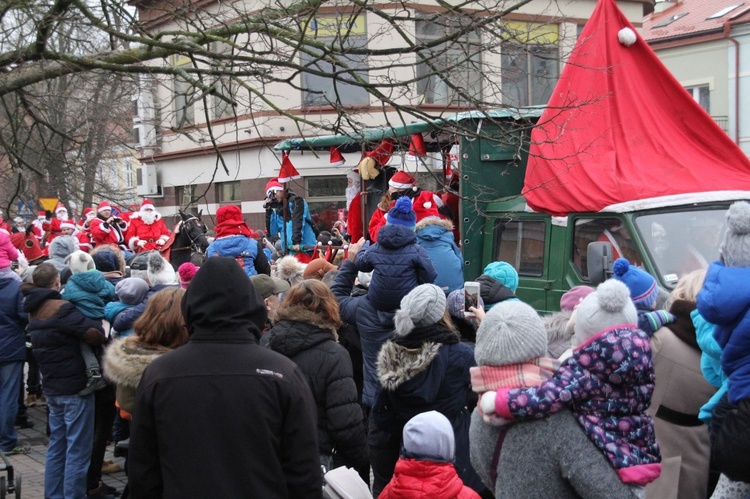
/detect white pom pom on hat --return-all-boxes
[618,27,637,47]
[574,279,637,345]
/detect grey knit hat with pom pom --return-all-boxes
[574,279,637,345]
[721,201,750,267]
[394,284,446,337]
[146,251,176,286]
[65,250,95,275]
[474,300,547,366]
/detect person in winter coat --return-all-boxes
[644,269,717,499]
[264,280,369,478]
[696,200,750,485]
[128,257,321,498]
[374,284,487,498]
[103,287,188,417]
[612,258,676,335]
[381,411,480,499]
[22,263,106,499]
[481,279,661,491]
[355,197,437,312]
[104,278,150,339]
[469,299,634,499]
[46,235,78,274]
[263,180,317,259]
[206,204,270,277]
[415,217,463,294]
[475,274,515,310]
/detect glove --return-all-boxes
[137,240,147,248]
[480,391,497,416]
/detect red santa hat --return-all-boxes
[365,139,394,167]
[37,211,46,219]
[265,178,284,196]
[389,171,416,190]
[278,152,301,184]
[412,191,441,221]
[97,200,112,212]
[140,199,155,211]
[406,133,427,162]
[83,207,94,217]
[55,202,67,214]
[330,146,345,166]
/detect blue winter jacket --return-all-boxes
[113,284,177,332]
[355,224,437,311]
[0,272,26,363]
[332,259,396,408]
[415,218,463,294]
[105,301,136,338]
[207,235,262,277]
[693,309,727,423]
[62,270,116,320]
[697,261,750,404]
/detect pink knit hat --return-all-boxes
[178,262,199,289]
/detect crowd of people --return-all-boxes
[0,185,749,499]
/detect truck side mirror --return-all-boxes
[587,241,613,285]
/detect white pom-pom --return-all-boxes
[423,202,432,209]
[618,27,637,47]
[481,391,497,415]
[726,201,750,235]
[595,280,631,313]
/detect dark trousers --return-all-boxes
[367,412,400,498]
[25,348,41,396]
[86,384,117,491]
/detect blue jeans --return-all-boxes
[45,393,95,499]
[0,361,23,451]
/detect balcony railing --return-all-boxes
[712,115,729,132]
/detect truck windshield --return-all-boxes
[635,208,727,288]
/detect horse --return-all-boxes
[163,210,209,270]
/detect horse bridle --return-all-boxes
[172,217,207,253]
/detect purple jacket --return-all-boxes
[495,325,661,486]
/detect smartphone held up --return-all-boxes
[464,281,480,318]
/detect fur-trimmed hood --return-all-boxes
[273,304,339,336]
[103,336,173,389]
[415,217,454,233]
[377,340,441,391]
[273,255,305,286]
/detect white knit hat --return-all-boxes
[394,284,446,337]
[65,250,95,275]
[574,279,637,345]
[474,300,547,365]
[402,411,455,463]
[721,201,750,267]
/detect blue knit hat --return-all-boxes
[611,258,658,309]
[483,261,519,292]
[387,196,417,229]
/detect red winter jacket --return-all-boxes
[379,459,480,499]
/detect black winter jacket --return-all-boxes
[22,285,105,396]
[129,257,321,499]
[266,306,368,469]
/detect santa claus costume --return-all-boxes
[90,200,129,249]
[126,199,171,253]
[31,211,47,240]
[368,171,442,242]
[76,208,96,252]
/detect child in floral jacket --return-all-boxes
[481,279,661,488]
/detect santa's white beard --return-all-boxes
[140,210,157,224]
[57,212,68,221]
[346,185,360,210]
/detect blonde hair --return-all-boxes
[669,269,707,306]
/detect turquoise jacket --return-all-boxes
[692,309,727,424]
[62,270,116,320]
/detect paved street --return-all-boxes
[4,403,127,498]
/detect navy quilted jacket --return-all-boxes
[355,224,436,311]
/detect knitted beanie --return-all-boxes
[146,252,176,286]
[721,201,750,267]
[612,258,658,309]
[474,300,547,366]
[559,285,595,311]
[65,250,95,274]
[402,411,455,463]
[574,279,637,345]
[394,284,447,337]
[446,288,484,321]
[178,262,199,289]
[216,205,243,225]
[483,261,519,292]
[115,277,149,306]
[386,196,417,229]
[92,248,120,273]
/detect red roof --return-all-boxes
[644,0,750,42]
[522,0,750,217]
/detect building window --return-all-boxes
[685,85,710,114]
[415,15,482,106]
[494,219,546,277]
[174,76,196,127]
[501,22,559,107]
[305,176,347,233]
[217,181,241,203]
[301,15,369,107]
[124,158,133,188]
[214,78,235,119]
[177,184,197,207]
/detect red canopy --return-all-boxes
[522,0,750,217]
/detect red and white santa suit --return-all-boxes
[31,212,46,240]
[75,207,96,252]
[345,170,363,242]
[368,171,442,242]
[42,202,69,233]
[90,200,128,248]
[126,199,170,253]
